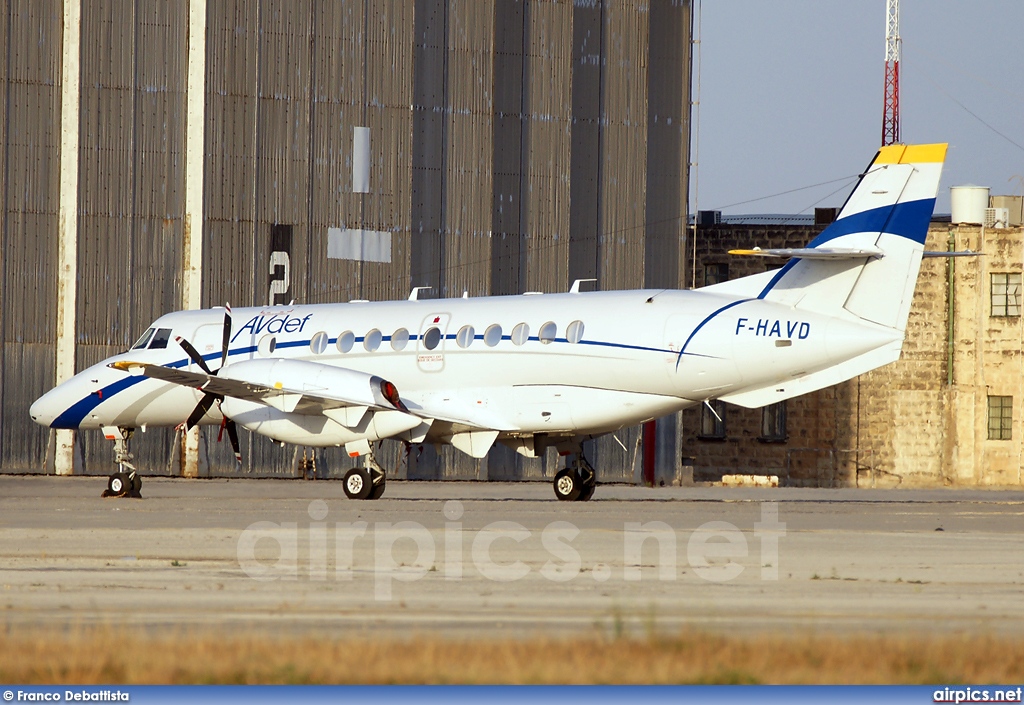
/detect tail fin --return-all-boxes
[707,143,947,332]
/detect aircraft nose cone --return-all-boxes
[29,391,58,427]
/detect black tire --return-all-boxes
[578,481,596,502]
[107,472,129,496]
[130,473,143,496]
[343,467,373,500]
[368,478,386,500]
[553,468,581,501]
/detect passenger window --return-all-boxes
[511,323,529,346]
[456,325,475,349]
[337,331,355,353]
[538,321,557,344]
[391,328,410,351]
[131,328,155,350]
[149,328,172,349]
[309,331,328,355]
[566,320,585,344]
[257,335,277,356]
[364,329,382,352]
[422,326,441,350]
[484,324,502,347]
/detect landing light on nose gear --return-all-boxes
[101,426,142,498]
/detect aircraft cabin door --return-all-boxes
[186,323,227,372]
[417,312,450,372]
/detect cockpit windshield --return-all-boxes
[131,328,155,350]
[149,328,172,349]
[129,327,172,350]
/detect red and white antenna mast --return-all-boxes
[882,0,901,145]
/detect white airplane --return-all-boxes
[30,143,947,501]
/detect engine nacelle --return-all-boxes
[221,397,422,447]
[219,358,400,410]
[217,358,420,447]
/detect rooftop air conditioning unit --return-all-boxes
[984,207,1010,229]
[697,210,722,226]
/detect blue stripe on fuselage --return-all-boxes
[51,374,149,429]
[676,299,754,370]
[51,351,208,429]
[49,333,715,429]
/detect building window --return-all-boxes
[698,400,726,440]
[760,402,787,442]
[704,263,729,287]
[990,273,1021,317]
[988,396,1013,440]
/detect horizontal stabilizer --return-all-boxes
[729,247,883,260]
[922,250,982,258]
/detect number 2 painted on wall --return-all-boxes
[269,251,290,306]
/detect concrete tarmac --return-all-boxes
[1,476,1022,638]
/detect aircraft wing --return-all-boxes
[402,394,518,432]
[108,359,401,419]
[109,358,517,437]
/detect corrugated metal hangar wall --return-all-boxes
[0,0,692,481]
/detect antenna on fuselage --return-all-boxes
[408,286,432,301]
[569,279,596,294]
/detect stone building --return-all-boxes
[683,212,1024,488]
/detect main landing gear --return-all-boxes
[343,452,387,500]
[102,427,142,499]
[553,454,596,502]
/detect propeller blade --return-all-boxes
[220,302,232,370]
[185,393,217,431]
[225,419,243,465]
[175,336,213,375]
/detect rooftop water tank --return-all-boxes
[950,185,990,225]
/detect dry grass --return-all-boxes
[1,627,1022,684]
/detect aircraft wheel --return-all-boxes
[368,478,386,500]
[106,472,130,497]
[129,472,143,497]
[343,467,373,500]
[578,481,596,502]
[553,468,582,501]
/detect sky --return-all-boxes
[690,0,1024,216]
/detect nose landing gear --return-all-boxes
[101,426,142,498]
